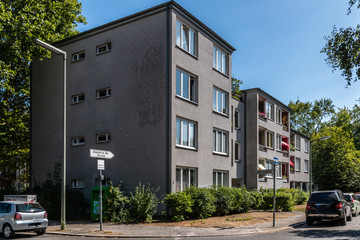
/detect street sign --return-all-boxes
[90,149,114,159]
[97,159,105,170]
[273,157,279,164]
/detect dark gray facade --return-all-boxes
[31,1,240,199]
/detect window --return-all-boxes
[71,179,84,188]
[176,118,196,148]
[265,102,274,120]
[265,159,274,177]
[295,157,301,171]
[96,42,111,54]
[234,109,240,129]
[213,46,228,75]
[72,51,85,62]
[176,20,197,55]
[304,140,309,153]
[290,157,295,173]
[213,88,228,115]
[276,108,282,124]
[276,163,282,178]
[213,171,229,188]
[96,88,111,98]
[176,69,197,102]
[0,203,12,213]
[295,136,301,150]
[213,129,228,154]
[235,142,240,162]
[96,133,111,143]
[276,134,282,151]
[266,131,274,149]
[176,167,197,192]
[71,93,85,104]
[304,159,309,172]
[95,177,111,186]
[71,136,85,146]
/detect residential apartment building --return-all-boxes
[243,88,292,190]
[31,1,245,199]
[289,129,310,191]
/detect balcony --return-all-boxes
[259,144,267,152]
[283,151,289,157]
[258,112,267,122]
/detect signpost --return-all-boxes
[90,149,114,231]
[273,157,279,227]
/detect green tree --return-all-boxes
[321,1,360,86]
[288,98,335,137]
[0,0,86,186]
[231,77,243,100]
[312,126,360,192]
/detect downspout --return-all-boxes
[166,3,172,195]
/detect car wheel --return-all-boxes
[340,216,347,226]
[35,229,46,235]
[2,224,14,239]
[347,210,353,221]
[306,218,314,226]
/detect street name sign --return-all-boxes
[90,149,114,159]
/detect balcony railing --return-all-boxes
[282,177,289,183]
[283,151,289,157]
[259,145,267,152]
[258,112,267,122]
[283,125,289,132]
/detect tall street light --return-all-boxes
[309,135,331,194]
[34,39,67,230]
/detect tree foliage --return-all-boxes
[321,0,360,86]
[0,0,86,186]
[231,77,243,100]
[288,98,335,137]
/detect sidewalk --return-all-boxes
[46,211,306,238]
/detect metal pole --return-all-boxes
[61,53,67,230]
[273,161,276,227]
[99,170,103,231]
[309,143,312,195]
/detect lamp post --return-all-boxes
[309,135,331,194]
[34,39,67,230]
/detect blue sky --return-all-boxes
[77,0,360,109]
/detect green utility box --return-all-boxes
[91,186,109,220]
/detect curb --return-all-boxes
[46,225,296,238]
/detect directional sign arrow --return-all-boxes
[90,149,114,159]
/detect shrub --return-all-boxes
[128,183,159,223]
[164,191,193,221]
[261,190,293,211]
[229,187,245,213]
[292,188,308,205]
[103,185,128,222]
[212,187,234,216]
[186,187,216,219]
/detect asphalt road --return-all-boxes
[1,216,360,240]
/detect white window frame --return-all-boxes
[176,167,197,192]
[304,140,309,153]
[213,129,228,154]
[295,136,301,150]
[71,136,85,146]
[71,179,84,189]
[96,88,111,99]
[266,131,274,149]
[276,163,283,178]
[295,157,301,171]
[72,51,85,62]
[176,118,196,149]
[71,93,85,104]
[176,19,197,56]
[213,87,228,115]
[265,159,274,177]
[234,109,240,129]
[266,101,274,120]
[276,134,282,151]
[213,46,228,75]
[213,170,229,188]
[96,42,111,54]
[235,141,240,162]
[96,133,111,143]
[304,159,309,172]
[176,69,197,103]
[276,108,282,124]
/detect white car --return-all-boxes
[0,201,48,239]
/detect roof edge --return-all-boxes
[243,88,292,112]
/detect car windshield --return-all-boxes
[16,203,44,213]
[309,192,339,202]
[344,194,352,202]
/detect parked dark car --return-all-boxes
[306,190,352,226]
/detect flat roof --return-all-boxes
[243,88,291,112]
